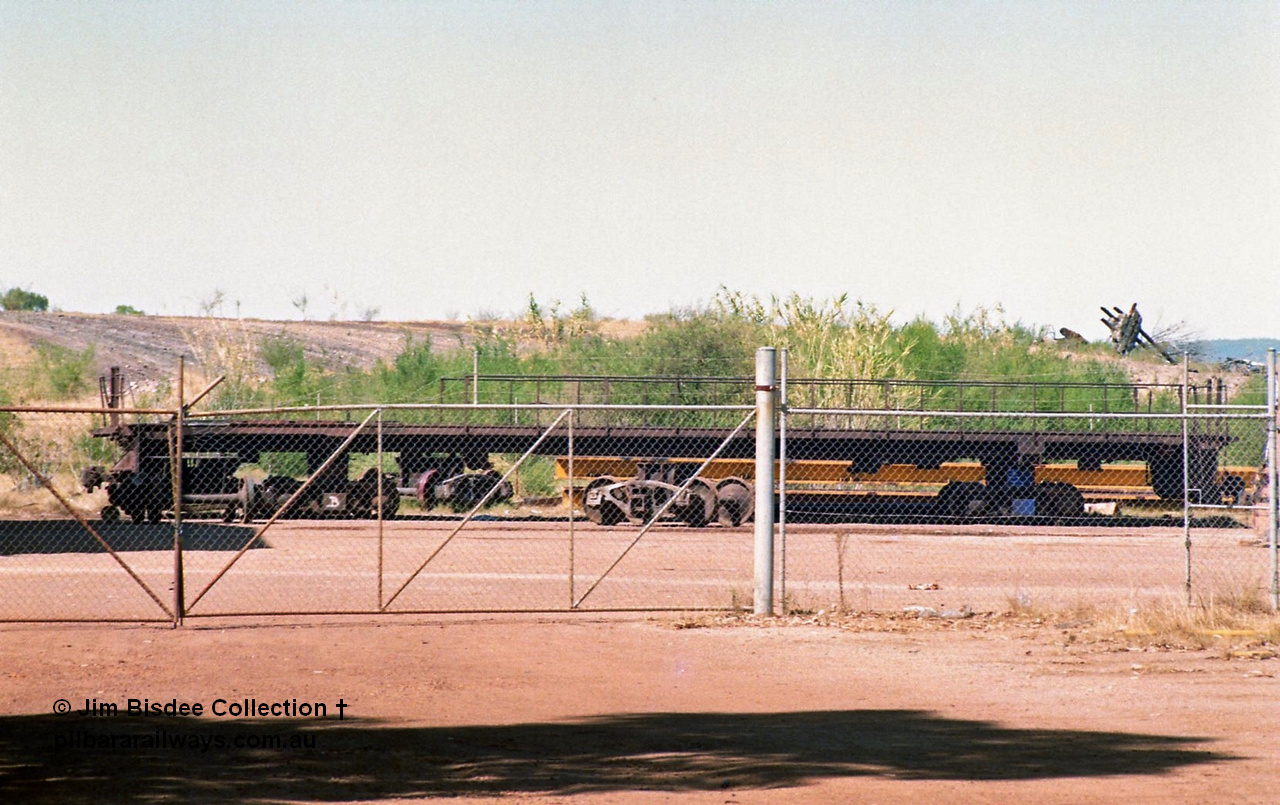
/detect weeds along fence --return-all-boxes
[0,360,1275,624]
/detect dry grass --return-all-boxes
[0,486,106,520]
[669,592,1280,661]
[1091,597,1280,653]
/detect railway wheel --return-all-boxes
[1149,454,1183,501]
[715,477,754,527]
[256,476,304,519]
[681,478,717,528]
[415,470,438,511]
[354,469,400,520]
[100,505,120,523]
[937,481,983,519]
[1034,482,1084,518]
[583,477,624,526]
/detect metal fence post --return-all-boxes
[172,357,185,627]
[568,408,576,609]
[754,347,777,615]
[377,408,384,609]
[778,349,788,616]
[1182,353,1192,606]
[1269,348,1278,612]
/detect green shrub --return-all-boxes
[257,452,309,478]
[1,287,49,311]
[33,343,95,399]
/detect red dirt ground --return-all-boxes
[0,612,1276,803]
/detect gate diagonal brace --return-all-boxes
[573,409,756,610]
[382,408,573,611]
[0,430,174,619]
[185,408,380,614]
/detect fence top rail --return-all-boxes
[441,374,754,383]
[187,403,755,419]
[441,373,1205,392]
[786,406,1271,421]
[1187,403,1270,411]
[0,405,175,416]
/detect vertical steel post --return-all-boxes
[568,409,576,608]
[754,347,777,615]
[172,357,185,627]
[1268,348,1278,612]
[1182,353,1192,606]
[778,349,788,615]
[377,408,384,609]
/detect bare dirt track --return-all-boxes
[0,612,1276,804]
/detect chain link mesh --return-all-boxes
[0,410,172,621]
[0,368,1274,621]
[779,375,1275,614]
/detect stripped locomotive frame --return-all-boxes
[80,416,1234,526]
[78,369,1244,525]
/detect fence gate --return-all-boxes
[0,409,173,622]
[377,408,579,614]
[180,409,387,618]
[566,410,757,612]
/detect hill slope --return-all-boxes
[0,311,474,388]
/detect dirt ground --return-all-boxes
[0,310,649,392]
[0,310,474,389]
[1,518,1272,621]
[0,610,1276,804]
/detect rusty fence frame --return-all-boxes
[1,348,1275,623]
[0,402,179,623]
[171,400,756,619]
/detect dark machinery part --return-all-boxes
[82,453,400,524]
[1101,304,1176,364]
[934,478,1084,519]
[397,453,514,511]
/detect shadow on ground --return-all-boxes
[0,710,1233,802]
[0,522,262,555]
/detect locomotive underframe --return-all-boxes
[82,419,1232,524]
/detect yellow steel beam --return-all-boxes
[555,457,1259,490]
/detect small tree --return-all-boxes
[1,287,49,311]
[114,304,145,316]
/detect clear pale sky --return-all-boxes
[2,2,1276,339]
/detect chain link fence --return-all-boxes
[0,357,1275,623]
[777,360,1278,616]
[0,407,175,622]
